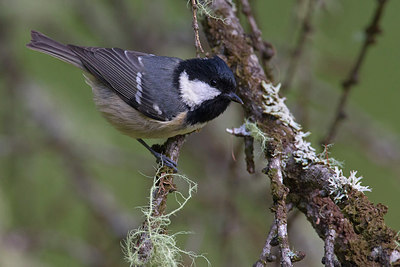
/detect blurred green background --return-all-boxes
[0,0,399,266]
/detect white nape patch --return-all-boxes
[153,104,162,115]
[138,56,144,67]
[135,72,143,104]
[179,71,221,108]
[136,72,143,91]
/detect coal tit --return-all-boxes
[27,30,243,169]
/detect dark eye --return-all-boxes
[210,79,217,86]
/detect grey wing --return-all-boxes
[67,45,183,121]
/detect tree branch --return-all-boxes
[254,221,278,266]
[268,156,293,266]
[201,0,399,265]
[227,123,255,173]
[322,228,339,267]
[191,0,205,57]
[281,0,318,93]
[240,0,275,81]
[134,135,186,263]
[321,0,389,145]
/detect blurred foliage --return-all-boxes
[0,0,399,266]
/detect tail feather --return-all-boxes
[26,30,84,69]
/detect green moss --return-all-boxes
[245,120,273,151]
[188,0,227,22]
[341,190,398,251]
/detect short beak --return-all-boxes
[226,92,244,105]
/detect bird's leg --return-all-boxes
[136,139,178,172]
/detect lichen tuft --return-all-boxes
[245,120,273,151]
[328,167,371,203]
[122,168,210,267]
[260,82,371,200]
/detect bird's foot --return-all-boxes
[154,152,178,173]
[136,139,178,172]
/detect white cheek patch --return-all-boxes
[179,71,221,108]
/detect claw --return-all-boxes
[136,139,178,172]
[155,153,178,172]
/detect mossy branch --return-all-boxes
[122,167,209,266]
[202,0,400,265]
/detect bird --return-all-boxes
[27,30,243,171]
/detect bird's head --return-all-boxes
[175,56,243,125]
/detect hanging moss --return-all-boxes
[122,168,210,267]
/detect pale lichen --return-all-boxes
[328,167,371,203]
[260,82,371,199]
[122,168,210,267]
[261,82,315,166]
[187,0,227,23]
[261,82,301,131]
[293,131,318,167]
[245,120,273,151]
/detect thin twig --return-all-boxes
[276,209,292,266]
[226,124,251,137]
[321,0,389,145]
[281,0,318,93]
[322,228,338,267]
[226,124,255,173]
[152,135,187,217]
[135,135,186,262]
[254,220,278,266]
[268,157,293,267]
[191,0,205,57]
[240,0,275,81]
[253,206,304,266]
[244,136,255,173]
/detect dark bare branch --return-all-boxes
[133,135,186,262]
[191,0,205,57]
[254,221,278,266]
[240,0,275,81]
[282,0,318,93]
[244,136,255,173]
[268,157,293,267]
[322,228,339,267]
[321,0,389,145]
[226,124,255,173]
